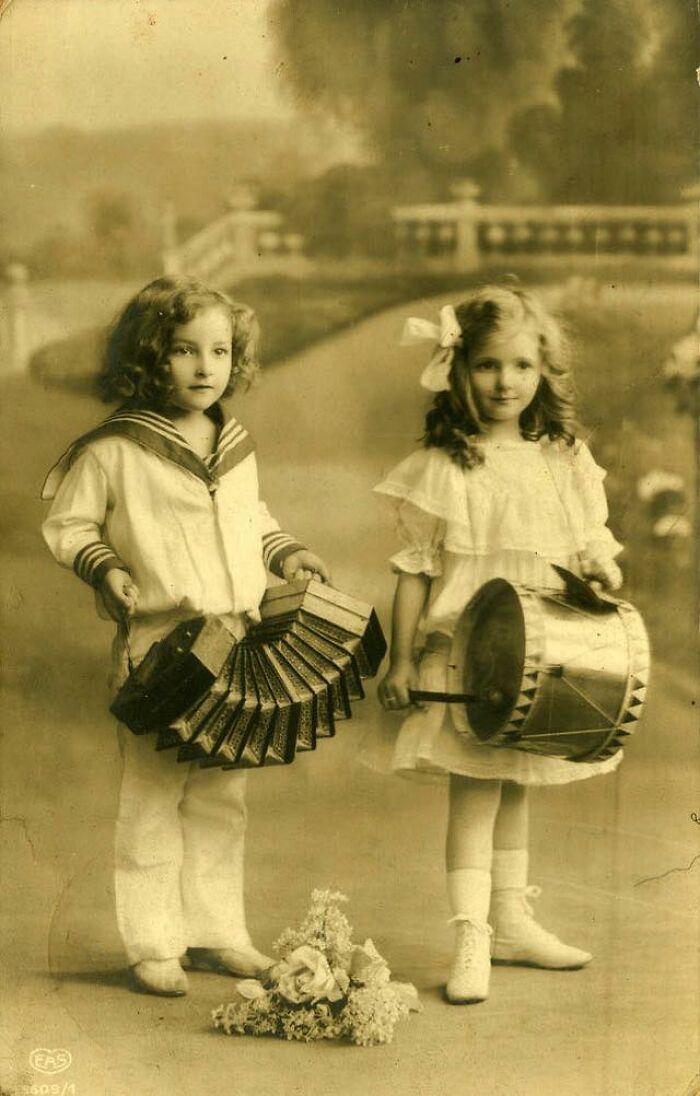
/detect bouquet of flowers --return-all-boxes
[212,889,421,1046]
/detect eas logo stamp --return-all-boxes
[29,1048,72,1074]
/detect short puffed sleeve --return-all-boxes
[572,442,624,560]
[389,500,445,577]
[374,449,462,575]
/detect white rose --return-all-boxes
[273,945,345,1005]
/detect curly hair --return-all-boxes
[97,276,260,405]
[423,285,577,468]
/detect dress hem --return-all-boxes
[387,752,623,786]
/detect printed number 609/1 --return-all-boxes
[20,1085,76,1095]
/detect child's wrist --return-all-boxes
[74,542,128,588]
[99,564,129,588]
[389,652,414,671]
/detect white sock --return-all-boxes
[491,849,528,892]
[446,867,491,923]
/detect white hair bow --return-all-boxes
[400,304,462,392]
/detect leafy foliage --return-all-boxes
[510,0,697,201]
[269,0,571,202]
[270,0,696,204]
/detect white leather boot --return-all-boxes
[445,867,493,1004]
[490,850,592,969]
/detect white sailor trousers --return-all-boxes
[112,613,252,964]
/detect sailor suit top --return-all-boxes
[41,405,304,625]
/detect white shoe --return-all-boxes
[491,886,592,969]
[186,945,273,978]
[445,918,493,1004]
[131,958,188,996]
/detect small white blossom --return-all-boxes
[653,514,692,539]
[637,470,686,502]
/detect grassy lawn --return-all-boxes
[556,290,697,671]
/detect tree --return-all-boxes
[510,0,697,202]
[269,0,572,202]
[280,164,395,258]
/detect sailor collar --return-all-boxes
[41,403,255,500]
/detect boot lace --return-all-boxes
[447,917,493,969]
[514,885,564,946]
[521,884,542,918]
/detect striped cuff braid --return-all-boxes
[262,532,306,578]
[73,541,129,587]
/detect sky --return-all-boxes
[0,0,293,132]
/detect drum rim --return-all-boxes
[448,578,535,745]
[497,583,545,743]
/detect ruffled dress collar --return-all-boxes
[374,438,613,559]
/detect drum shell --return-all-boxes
[449,580,650,763]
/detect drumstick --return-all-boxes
[409,688,506,706]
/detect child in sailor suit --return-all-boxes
[42,277,329,997]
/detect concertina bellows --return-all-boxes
[110,580,387,771]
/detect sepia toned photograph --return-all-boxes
[1,1,698,1094]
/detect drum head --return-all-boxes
[449,579,525,741]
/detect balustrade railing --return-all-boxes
[394,187,698,272]
[162,190,307,286]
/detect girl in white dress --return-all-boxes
[375,286,623,1005]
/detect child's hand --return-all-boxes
[100,568,140,623]
[579,553,623,592]
[282,550,331,584]
[378,658,421,711]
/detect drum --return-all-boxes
[444,569,650,762]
